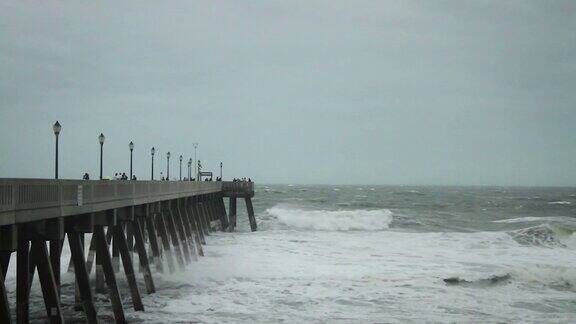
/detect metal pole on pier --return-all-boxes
[151,147,155,180]
[53,121,61,179]
[179,155,183,180]
[166,152,171,180]
[99,133,105,180]
[188,158,192,180]
[129,141,134,180]
[193,143,198,180]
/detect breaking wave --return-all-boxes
[267,206,393,231]
[508,224,575,248]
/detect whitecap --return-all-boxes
[548,201,571,205]
[266,206,393,231]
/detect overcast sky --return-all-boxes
[0,1,575,186]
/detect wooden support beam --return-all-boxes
[0,261,11,324]
[0,225,18,252]
[95,244,105,294]
[155,211,175,274]
[163,203,185,270]
[112,231,120,273]
[16,233,29,324]
[171,202,192,264]
[73,234,84,312]
[93,225,126,323]
[126,222,135,265]
[144,211,163,273]
[131,218,155,294]
[186,199,204,256]
[179,199,198,260]
[188,198,206,246]
[67,213,94,273]
[194,198,209,237]
[66,229,97,323]
[196,201,210,235]
[207,197,222,231]
[31,239,64,324]
[49,240,62,298]
[245,197,257,232]
[85,228,112,275]
[218,196,229,232]
[213,196,223,224]
[113,224,144,311]
[0,252,10,280]
[206,195,216,223]
[229,196,237,232]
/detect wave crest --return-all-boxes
[509,224,575,248]
[267,206,393,231]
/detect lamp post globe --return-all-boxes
[53,121,61,179]
[151,147,155,180]
[98,133,105,180]
[53,121,62,135]
[129,141,134,180]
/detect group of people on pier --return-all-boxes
[232,177,252,182]
[80,173,245,182]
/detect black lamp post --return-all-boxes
[151,147,155,180]
[129,141,134,180]
[166,152,171,180]
[99,133,105,180]
[220,162,223,180]
[53,121,61,179]
[188,158,192,180]
[193,143,198,180]
[179,155,183,180]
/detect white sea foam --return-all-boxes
[494,216,557,223]
[548,201,572,205]
[267,206,393,231]
[139,229,576,323]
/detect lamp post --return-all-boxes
[179,155,183,180]
[53,121,61,179]
[129,141,134,180]
[151,147,155,180]
[188,158,192,180]
[220,162,223,180]
[193,143,198,180]
[166,152,171,180]
[99,133,105,180]
[51,121,63,295]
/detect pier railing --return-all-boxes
[0,179,222,225]
[221,181,254,197]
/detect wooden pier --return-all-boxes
[0,179,255,323]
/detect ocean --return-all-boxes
[4,185,576,322]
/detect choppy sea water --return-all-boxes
[4,185,576,323]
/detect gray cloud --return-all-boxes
[1,0,575,185]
